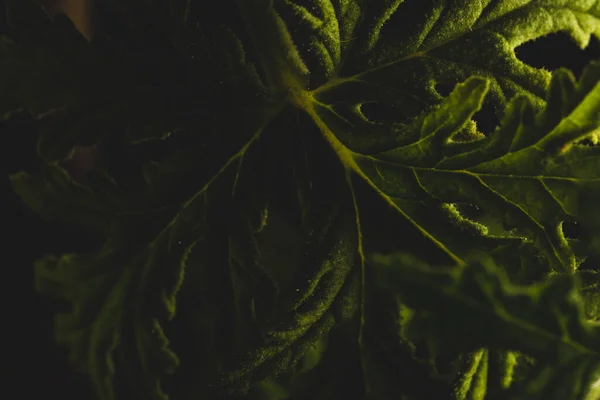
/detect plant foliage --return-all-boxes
[5,0,600,399]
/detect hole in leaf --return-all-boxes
[435,82,456,98]
[562,219,584,240]
[359,102,404,124]
[456,203,484,220]
[574,136,600,147]
[577,259,598,271]
[472,100,500,135]
[515,33,600,78]
[435,82,499,135]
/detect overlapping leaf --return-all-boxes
[373,251,600,400]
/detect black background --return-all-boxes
[2,8,600,400]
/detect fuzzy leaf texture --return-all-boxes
[373,252,600,400]
[4,0,600,400]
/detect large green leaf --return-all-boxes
[5,0,600,399]
[243,0,600,272]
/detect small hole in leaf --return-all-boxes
[473,101,500,135]
[575,137,600,147]
[435,82,455,98]
[577,259,598,271]
[359,102,403,124]
[456,203,484,220]
[562,219,584,240]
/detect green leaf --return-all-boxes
[10,165,116,234]
[453,349,488,400]
[373,251,600,399]
[34,226,186,400]
[232,4,600,394]
[241,0,600,274]
[314,63,600,273]
[216,165,359,394]
[6,0,600,399]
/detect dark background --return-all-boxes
[2,2,600,399]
